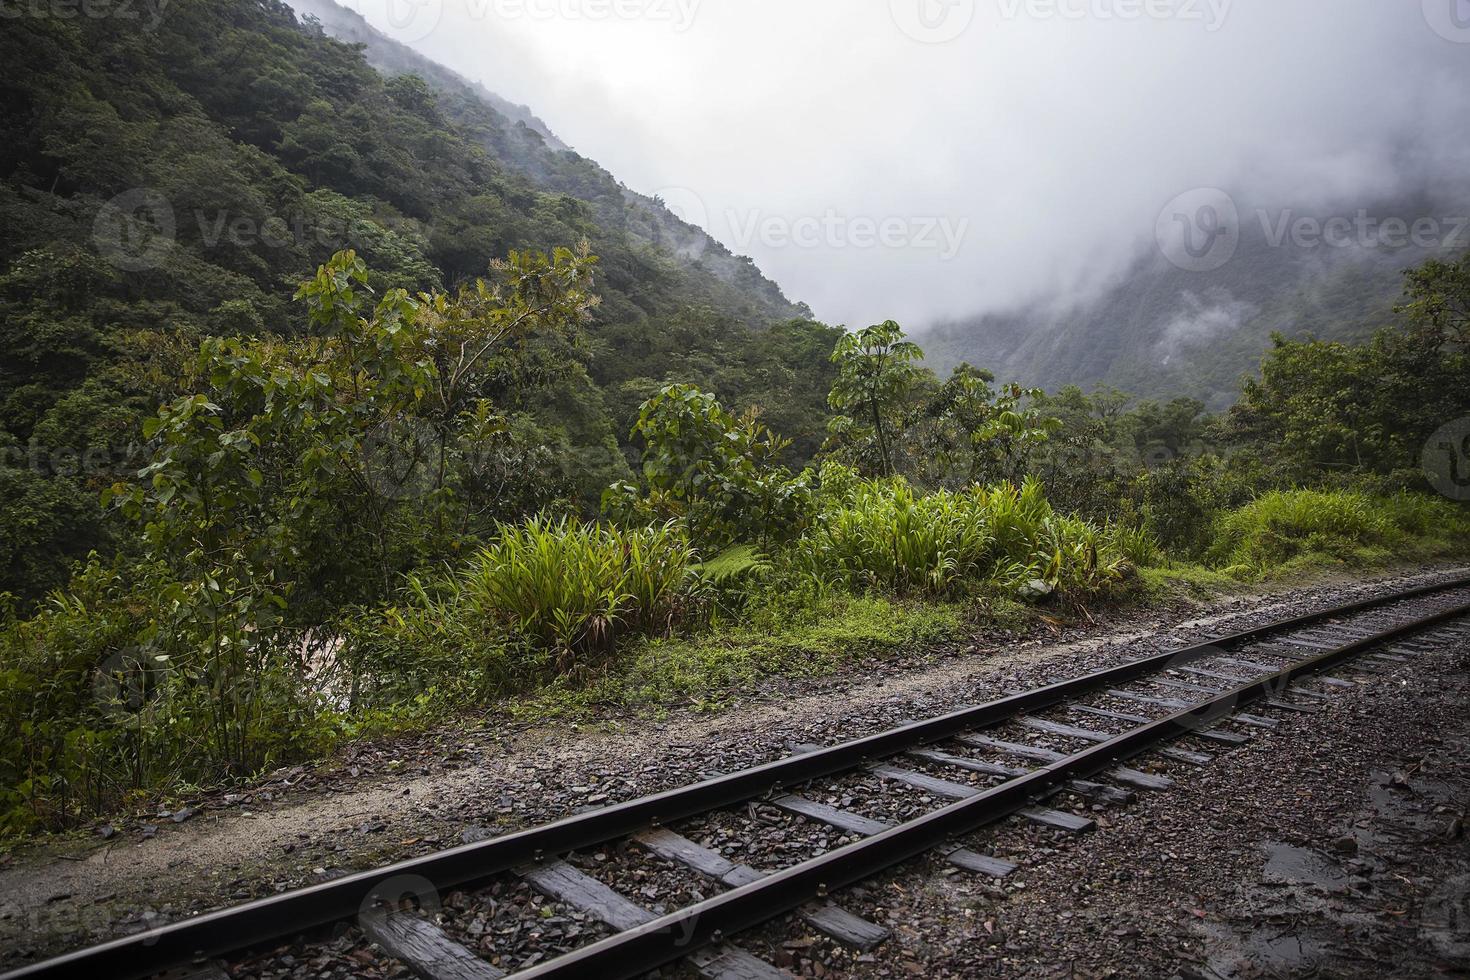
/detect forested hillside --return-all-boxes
[0,0,832,602]
[921,196,1468,408]
[1,0,1468,841]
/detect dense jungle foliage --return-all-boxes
[1,0,1468,834]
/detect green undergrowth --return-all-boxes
[1206,490,1470,580]
[510,592,973,719]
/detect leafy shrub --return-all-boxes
[459,516,703,666]
[0,560,334,834]
[605,384,815,550]
[1207,489,1470,573]
[797,476,1129,599]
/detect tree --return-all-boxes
[605,384,812,550]
[826,320,927,477]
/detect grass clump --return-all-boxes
[799,476,1133,600]
[1207,489,1470,578]
[461,516,702,663]
[517,590,966,717]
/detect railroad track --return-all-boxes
[10,575,1470,980]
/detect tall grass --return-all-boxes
[459,516,702,664]
[797,477,1131,599]
[1207,489,1470,574]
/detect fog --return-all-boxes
[323,0,1470,328]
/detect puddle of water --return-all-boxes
[1261,842,1351,892]
[1201,922,1329,977]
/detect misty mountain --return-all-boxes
[920,192,1468,409]
[286,0,806,325]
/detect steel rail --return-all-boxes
[6,573,1469,980]
[513,596,1470,979]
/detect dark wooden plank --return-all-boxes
[636,829,887,950]
[1264,698,1321,714]
[1153,677,1223,695]
[870,765,978,799]
[722,864,766,888]
[1019,718,1111,743]
[518,861,655,931]
[1215,657,1281,672]
[907,747,1026,778]
[1108,689,1190,710]
[158,965,233,980]
[954,733,1065,762]
[1195,729,1250,747]
[1109,767,1173,791]
[1178,666,1253,684]
[634,827,737,880]
[771,794,890,836]
[1066,780,1135,805]
[1071,704,1150,724]
[1315,677,1356,689]
[1276,637,1339,651]
[800,903,891,951]
[1160,746,1214,765]
[1019,807,1095,833]
[1231,712,1281,730]
[774,794,1009,876]
[944,849,1017,877]
[689,945,793,980]
[360,911,505,980]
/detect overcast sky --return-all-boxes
[331,0,1470,328]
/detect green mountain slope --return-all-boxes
[0,0,834,601]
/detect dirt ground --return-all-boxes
[2,564,1468,977]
